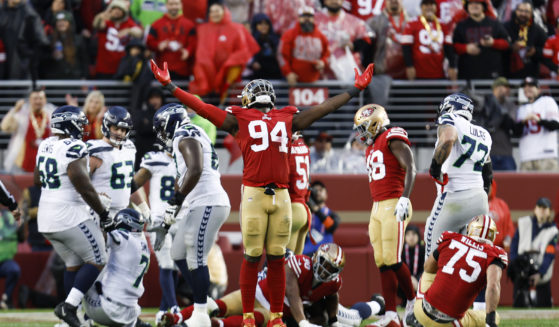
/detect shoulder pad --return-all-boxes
[281,106,299,114]
[437,231,456,245]
[437,113,456,126]
[225,105,242,114]
[386,127,409,141]
[87,140,113,155]
[66,141,88,159]
[122,140,136,150]
[141,151,170,167]
[174,124,202,139]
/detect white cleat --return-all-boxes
[155,310,166,326]
[403,299,415,327]
[207,297,219,316]
[183,310,211,327]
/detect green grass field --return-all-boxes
[0,308,558,327]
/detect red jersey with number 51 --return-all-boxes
[425,232,508,319]
[227,106,299,188]
[366,127,410,201]
[288,137,310,204]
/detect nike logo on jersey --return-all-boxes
[262,114,272,120]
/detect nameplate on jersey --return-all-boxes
[289,87,329,107]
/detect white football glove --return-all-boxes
[164,204,178,225]
[394,196,410,222]
[137,202,152,226]
[299,320,321,327]
[98,192,112,211]
[146,222,169,251]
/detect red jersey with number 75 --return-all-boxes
[424,232,508,319]
[288,137,310,204]
[226,106,299,188]
[366,127,410,201]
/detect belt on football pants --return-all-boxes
[261,183,280,195]
[422,299,455,323]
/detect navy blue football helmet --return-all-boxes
[438,93,474,121]
[102,106,133,146]
[153,103,189,149]
[50,105,89,140]
[114,208,144,232]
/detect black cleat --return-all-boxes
[405,311,423,327]
[54,302,81,327]
[136,317,153,327]
[370,293,386,316]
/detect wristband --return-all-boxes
[429,158,442,178]
[346,86,361,97]
[99,209,110,220]
[171,191,187,206]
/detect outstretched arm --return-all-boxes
[150,60,239,135]
[292,64,374,131]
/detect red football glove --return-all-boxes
[430,173,449,186]
[150,60,171,86]
[354,63,374,90]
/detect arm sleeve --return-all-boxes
[538,119,559,130]
[172,88,227,127]
[146,26,159,51]
[402,45,414,67]
[0,181,17,211]
[444,44,457,67]
[492,38,510,50]
[538,236,557,276]
[315,208,340,233]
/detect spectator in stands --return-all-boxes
[399,224,424,306]
[475,77,518,171]
[315,0,371,80]
[453,0,510,80]
[114,38,148,81]
[366,0,409,105]
[43,0,71,29]
[1,89,56,172]
[487,180,515,251]
[249,13,282,80]
[0,209,22,309]
[147,0,196,80]
[0,0,50,79]
[339,136,367,174]
[265,0,316,35]
[181,0,207,24]
[310,132,340,173]
[510,197,557,307]
[504,1,547,79]
[402,0,457,80]
[130,0,166,27]
[20,185,52,252]
[225,0,251,24]
[81,90,105,141]
[189,3,259,101]
[543,17,559,77]
[303,181,341,256]
[40,11,89,79]
[92,0,142,78]
[436,0,463,26]
[133,87,164,168]
[279,6,330,86]
[187,98,217,144]
[516,77,559,171]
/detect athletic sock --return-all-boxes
[160,268,177,310]
[63,270,77,296]
[379,268,398,312]
[191,266,210,304]
[266,256,286,313]
[178,305,194,323]
[394,263,415,300]
[351,302,373,319]
[65,288,84,307]
[174,259,194,286]
[221,315,243,327]
[216,299,227,316]
[74,264,100,294]
[239,258,259,313]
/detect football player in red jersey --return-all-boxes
[407,215,508,327]
[353,104,416,327]
[151,60,374,327]
[160,243,385,327]
[288,132,311,255]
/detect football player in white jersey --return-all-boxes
[83,208,152,327]
[35,106,112,327]
[87,106,149,221]
[133,147,180,323]
[152,103,230,327]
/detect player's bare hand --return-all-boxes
[354,64,374,90]
[151,60,171,86]
[394,197,410,222]
[314,60,325,71]
[11,208,21,221]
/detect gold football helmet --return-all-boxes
[238,79,275,109]
[353,104,390,145]
[467,215,497,242]
[312,243,345,282]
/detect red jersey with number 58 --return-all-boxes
[366,127,410,201]
[289,137,310,204]
[227,106,298,188]
[424,232,508,319]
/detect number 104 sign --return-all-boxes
[289,87,328,107]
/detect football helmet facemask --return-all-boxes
[238,79,275,109]
[102,106,133,146]
[153,103,190,149]
[312,243,345,282]
[438,93,474,122]
[51,105,89,140]
[353,104,390,145]
[467,214,497,242]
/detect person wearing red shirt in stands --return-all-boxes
[543,18,559,76]
[151,58,374,327]
[402,0,457,80]
[265,0,316,36]
[343,0,386,21]
[288,132,311,255]
[279,7,330,86]
[147,0,195,79]
[92,0,142,78]
[189,3,259,102]
[488,180,515,251]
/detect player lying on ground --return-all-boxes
[151,60,374,327]
[83,208,152,327]
[406,215,507,327]
[159,244,385,327]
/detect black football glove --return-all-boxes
[99,209,115,231]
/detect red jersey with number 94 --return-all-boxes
[227,106,299,188]
[366,127,410,201]
[425,232,508,319]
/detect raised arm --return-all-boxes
[429,125,458,185]
[292,64,374,131]
[150,60,239,135]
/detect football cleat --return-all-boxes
[158,312,178,327]
[370,293,386,316]
[207,297,219,317]
[136,317,153,327]
[54,302,81,327]
[242,317,257,327]
[354,104,390,145]
[404,311,422,327]
[467,215,497,242]
[367,311,401,327]
[312,243,345,282]
[266,317,286,327]
[183,310,211,327]
[155,311,166,326]
[402,299,416,327]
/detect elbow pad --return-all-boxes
[482,162,493,194]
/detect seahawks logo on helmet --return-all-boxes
[153,103,190,149]
[51,105,89,140]
[438,93,474,122]
[114,208,145,233]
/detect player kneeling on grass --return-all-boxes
[406,215,508,327]
[83,208,152,327]
[160,243,385,327]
